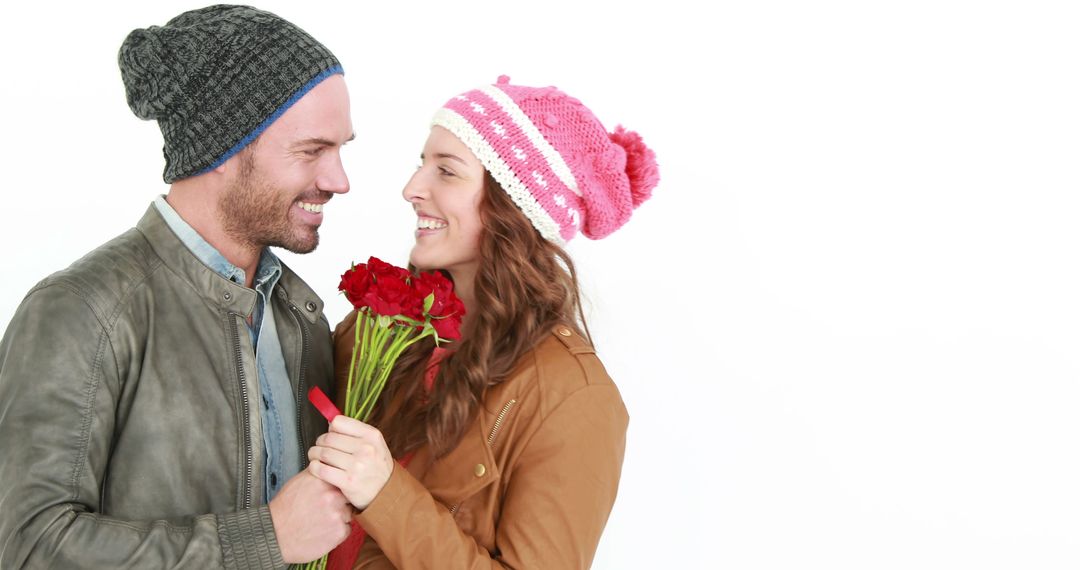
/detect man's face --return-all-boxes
[219,74,353,254]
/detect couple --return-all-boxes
[0,5,658,570]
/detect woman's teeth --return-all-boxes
[418,218,447,230]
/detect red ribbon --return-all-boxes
[308,385,354,569]
[327,520,366,570]
[308,386,341,423]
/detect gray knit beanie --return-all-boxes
[119,4,343,183]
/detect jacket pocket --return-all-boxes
[423,405,504,512]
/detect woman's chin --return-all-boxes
[407,251,434,272]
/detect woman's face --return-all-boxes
[403,126,486,280]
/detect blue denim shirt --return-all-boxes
[154,196,301,502]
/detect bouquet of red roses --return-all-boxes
[334,256,464,421]
[298,256,464,570]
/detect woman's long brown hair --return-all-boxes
[370,172,590,458]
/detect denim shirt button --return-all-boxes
[270,473,278,487]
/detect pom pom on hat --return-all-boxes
[118,28,184,121]
[432,76,659,244]
[610,126,659,208]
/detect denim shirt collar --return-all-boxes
[153,195,282,294]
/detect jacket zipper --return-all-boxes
[289,303,312,469]
[450,399,517,516]
[488,399,517,445]
[228,315,255,510]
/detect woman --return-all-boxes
[308,75,659,568]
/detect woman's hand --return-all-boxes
[307,416,394,510]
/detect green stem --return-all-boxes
[343,311,363,418]
[352,319,389,419]
[345,320,438,423]
[360,323,383,394]
[345,314,362,417]
[366,326,414,417]
[355,326,428,420]
[291,555,326,570]
[347,313,378,417]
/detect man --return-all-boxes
[0,5,355,568]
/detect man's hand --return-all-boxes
[269,469,353,564]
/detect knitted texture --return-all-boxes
[119,4,343,183]
[433,75,659,244]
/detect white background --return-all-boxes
[2,1,1079,568]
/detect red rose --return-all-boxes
[363,274,421,318]
[340,258,428,318]
[412,270,465,340]
[338,263,373,310]
[430,312,463,340]
[367,256,411,283]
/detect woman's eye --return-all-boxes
[438,166,455,177]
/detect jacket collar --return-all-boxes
[135,203,325,324]
[153,195,283,295]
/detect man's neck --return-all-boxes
[164,190,260,289]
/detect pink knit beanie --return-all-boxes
[432,75,659,244]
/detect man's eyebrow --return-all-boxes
[294,133,356,147]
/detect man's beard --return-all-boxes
[218,161,325,255]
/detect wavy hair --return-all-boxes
[370,172,590,458]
